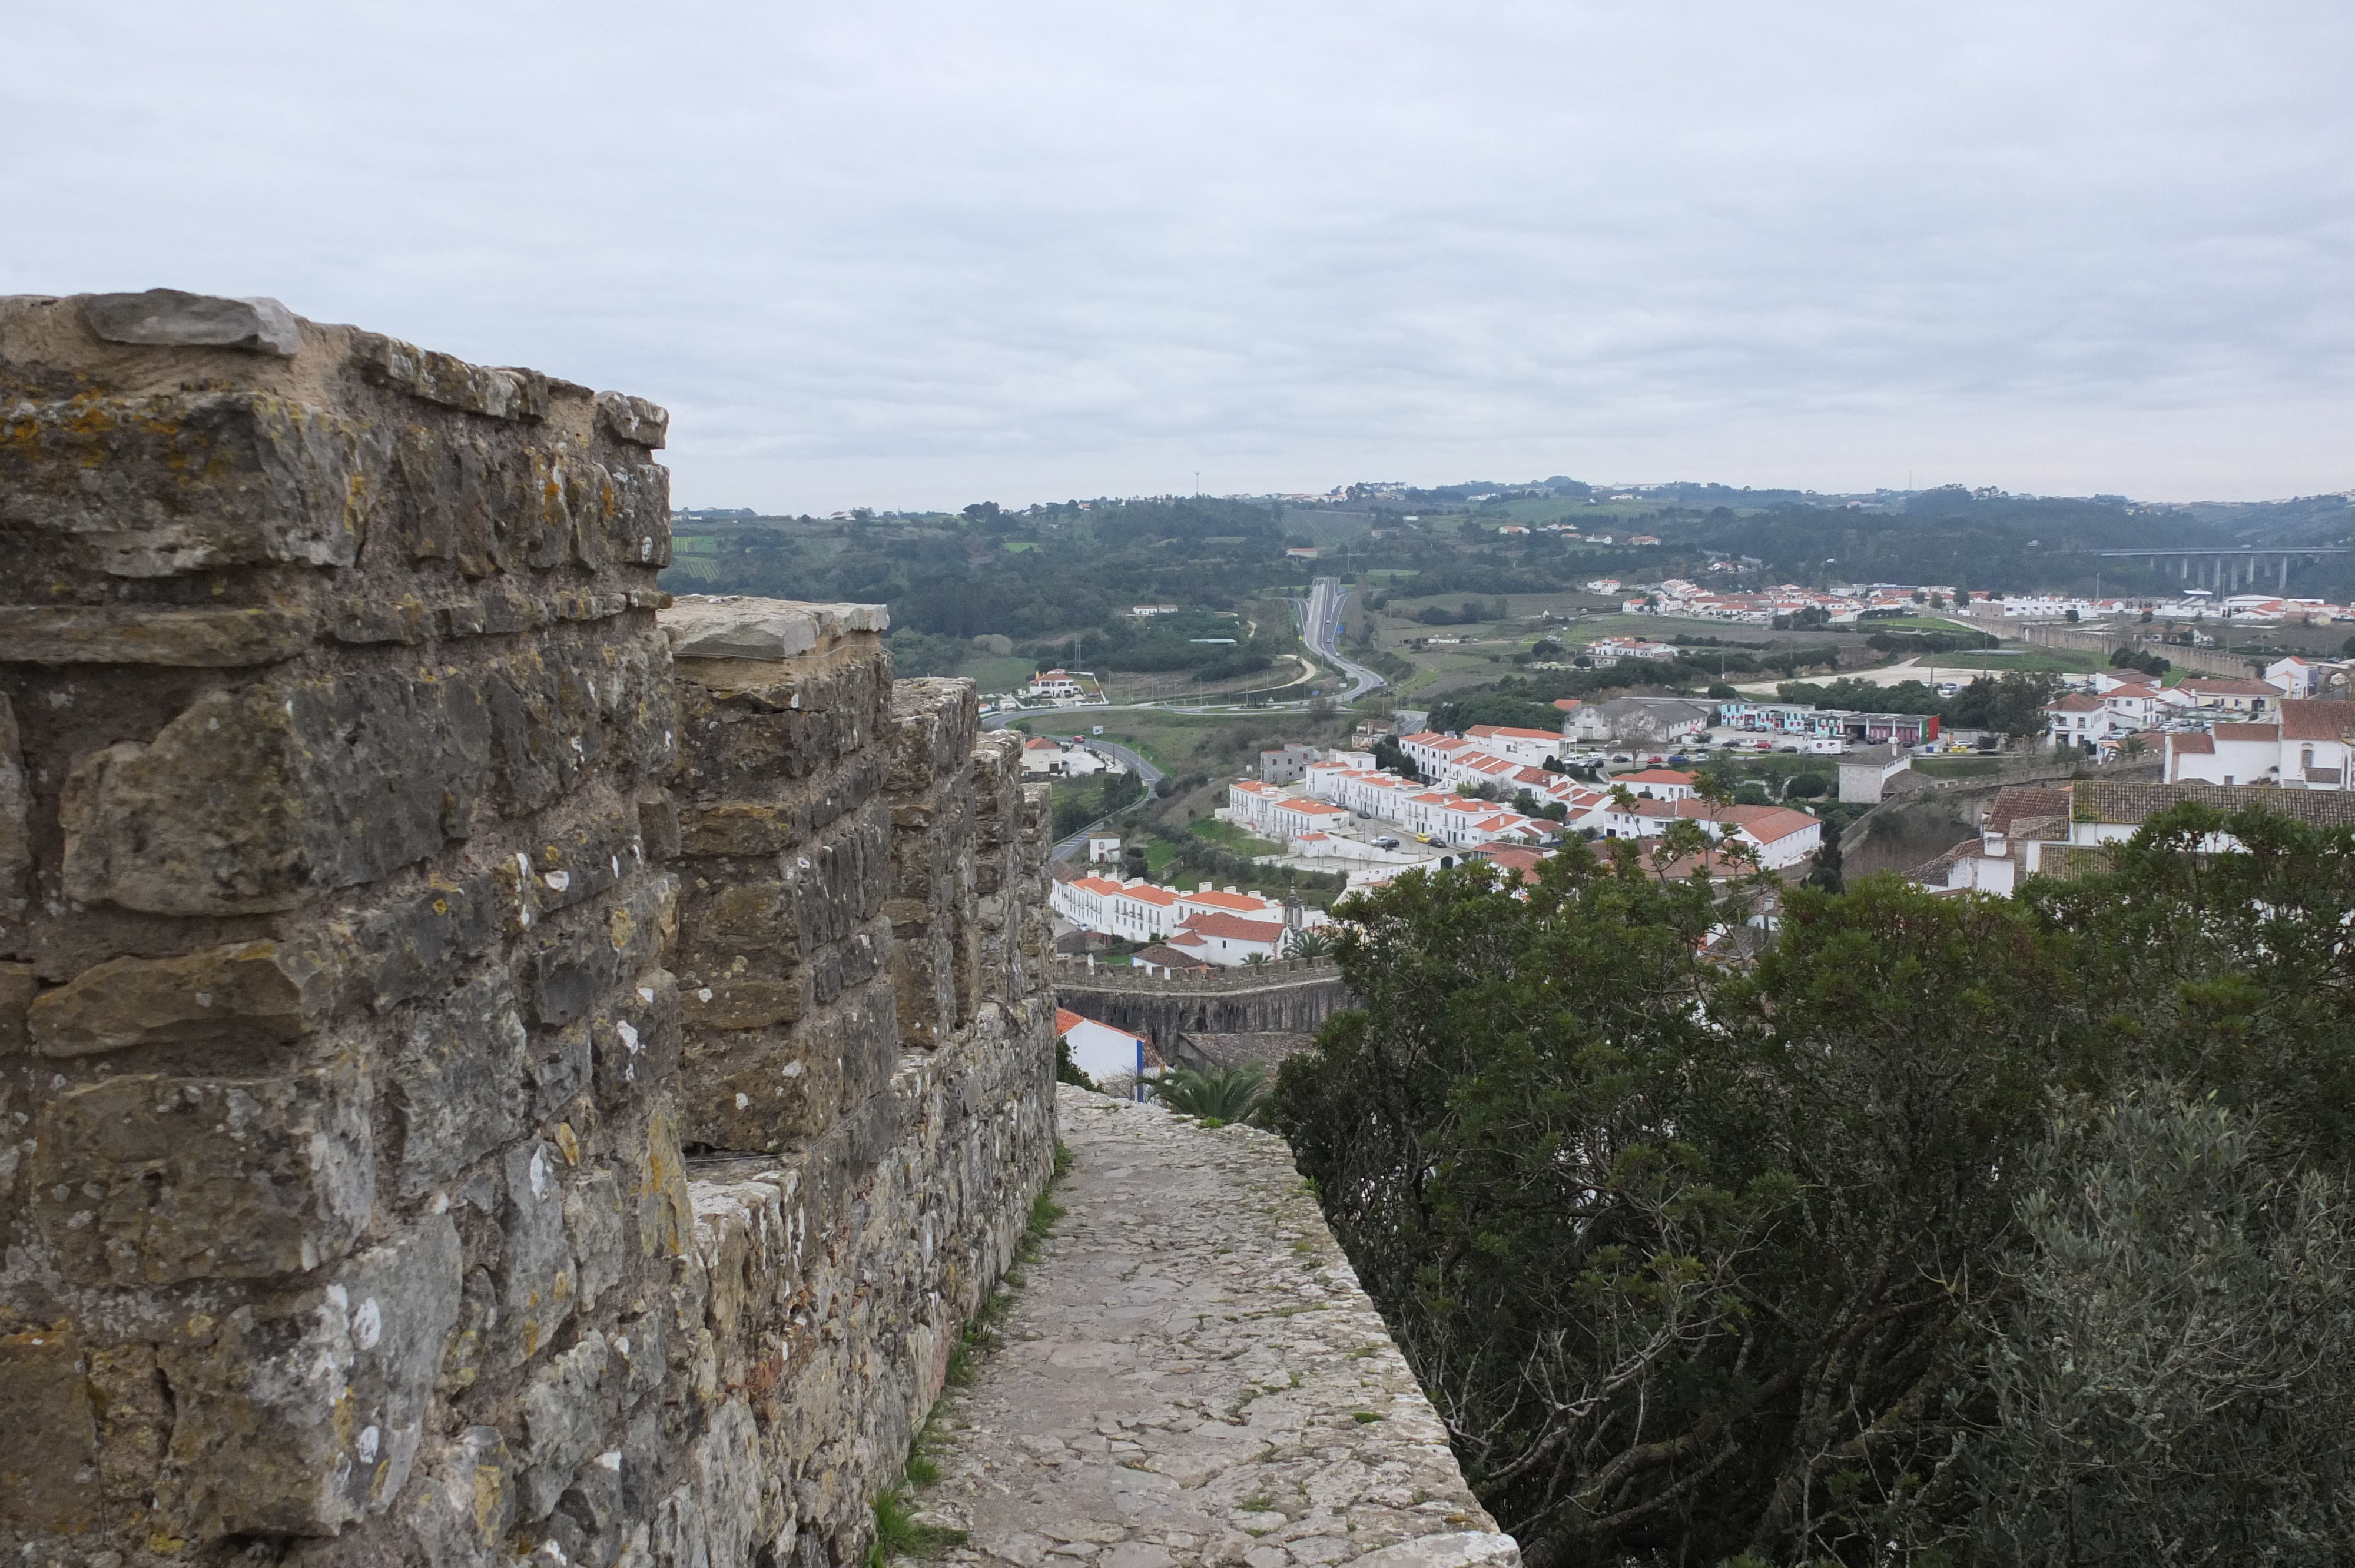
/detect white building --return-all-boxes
[1049,875,1186,942]
[1057,1008,1156,1097]
[2177,677,2280,716]
[2267,656,2337,699]
[1224,780,1355,839]
[1613,768,1699,802]
[1026,669,1083,697]
[1460,725,1567,769]
[2044,692,2120,746]
[1163,912,1289,966]
[2164,700,2355,790]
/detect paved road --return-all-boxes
[1298,574,1388,702]
[914,1087,1520,1568]
[998,736,1163,862]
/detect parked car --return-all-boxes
[1372,836,1401,849]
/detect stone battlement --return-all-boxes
[0,294,1056,1568]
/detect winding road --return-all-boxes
[1295,574,1388,702]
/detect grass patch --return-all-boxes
[1913,756,2009,779]
[1190,819,1285,858]
[1352,1411,1385,1424]
[868,1487,965,1564]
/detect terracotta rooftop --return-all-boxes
[1178,912,1288,942]
[1985,786,2075,833]
[2280,699,2355,742]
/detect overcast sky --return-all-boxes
[6,1,2350,510]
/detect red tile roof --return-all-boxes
[1182,889,1276,913]
[1985,786,2074,832]
[1178,912,1287,942]
[2280,699,2355,742]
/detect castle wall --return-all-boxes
[1052,964,1352,1057]
[0,294,1056,1568]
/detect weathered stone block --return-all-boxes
[350,873,502,1014]
[154,1214,463,1536]
[529,875,678,1025]
[0,391,380,576]
[678,976,803,1034]
[519,1331,610,1520]
[594,969,680,1107]
[59,652,673,916]
[533,1021,594,1119]
[0,603,319,665]
[498,1140,578,1366]
[88,1340,171,1511]
[888,679,980,795]
[82,288,301,355]
[60,668,493,915]
[389,971,533,1198]
[550,1446,629,1568]
[28,938,340,1056]
[402,1425,518,1568]
[638,1105,694,1260]
[33,1056,373,1284]
[353,331,550,421]
[635,788,681,861]
[670,642,894,786]
[0,961,29,1053]
[690,878,792,954]
[663,597,886,662]
[0,1326,99,1532]
[595,390,671,450]
[568,1167,628,1312]
[0,691,24,913]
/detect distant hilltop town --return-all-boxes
[1611,578,2355,629]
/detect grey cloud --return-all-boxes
[3,0,2348,507]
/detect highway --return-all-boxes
[1296,575,1388,702]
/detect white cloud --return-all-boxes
[5,0,2349,507]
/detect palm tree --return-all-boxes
[1148,1063,1270,1125]
[1242,952,1271,971]
[1283,927,1336,960]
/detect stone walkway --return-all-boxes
[906,1087,1518,1568]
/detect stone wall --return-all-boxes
[0,294,1056,1568]
[1052,965,1352,1058]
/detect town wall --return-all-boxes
[1051,961,1352,1057]
[0,294,1056,1568]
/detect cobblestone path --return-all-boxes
[910,1087,1518,1568]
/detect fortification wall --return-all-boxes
[1052,962,1352,1057]
[0,294,1055,1568]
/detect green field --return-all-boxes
[1913,756,2010,780]
[957,653,1036,694]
